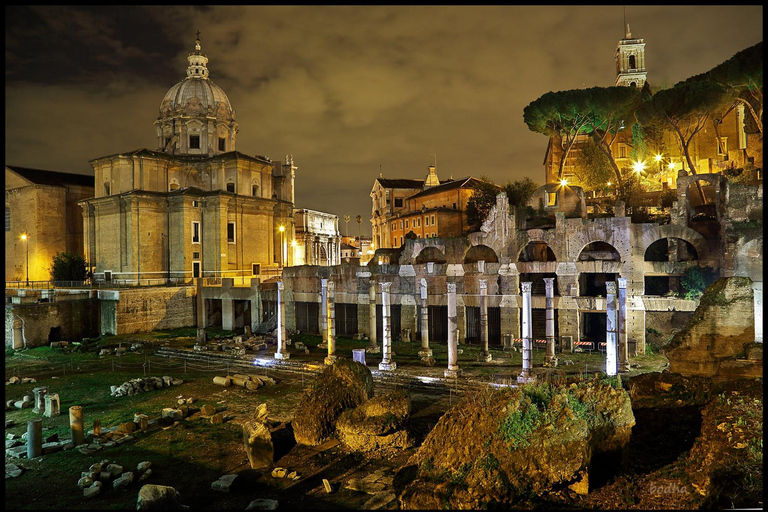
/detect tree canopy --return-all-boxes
[51,252,87,282]
[466,176,539,231]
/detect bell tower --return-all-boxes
[615,23,647,88]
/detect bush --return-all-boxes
[51,252,87,282]
[681,266,718,300]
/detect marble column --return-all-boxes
[617,278,629,372]
[445,282,461,378]
[27,418,42,459]
[274,281,289,360]
[606,281,618,376]
[69,406,85,446]
[319,279,328,349]
[418,278,432,358]
[367,281,379,353]
[325,280,338,365]
[379,282,396,371]
[544,278,558,367]
[517,282,534,383]
[478,279,492,362]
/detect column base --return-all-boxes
[378,361,397,371]
[476,352,492,363]
[366,345,381,354]
[324,355,338,365]
[444,367,462,379]
[418,348,433,358]
[517,372,536,384]
[274,352,290,360]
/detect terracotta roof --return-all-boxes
[376,178,424,189]
[407,177,491,200]
[6,165,94,188]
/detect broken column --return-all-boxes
[445,282,461,378]
[274,281,289,360]
[478,279,492,362]
[44,393,60,418]
[27,418,43,459]
[319,279,328,349]
[517,282,534,383]
[379,282,396,371]
[544,278,558,367]
[367,281,379,353]
[617,277,629,372]
[606,281,618,377]
[69,405,85,446]
[325,280,337,365]
[32,386,49,414]
[418,278,432,359]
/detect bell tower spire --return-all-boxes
[615,18,646,88]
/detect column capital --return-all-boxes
[543,277,554,292]
[606,281,617,294]
[479,279,488,291]
[521,281,532,293]
[447,282,456,294]
[380,281,391,291]
[277,281,283,291]
[617,277,627,289]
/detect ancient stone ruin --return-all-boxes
[292,358,374,446]
[110,376,182,397]
[336,389,414,452]
[397,379,635,509]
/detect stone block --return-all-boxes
[243,421,273,469]
[137,461,152,472]
[211,474,238,493]
[200,404,216,416]
[323,478,334,494]
[83,484,101,498]
[245,499,279,510]
[210,413,224,424]
[137,484,184,510]
[78,476,93,489]
[113,471,134,490]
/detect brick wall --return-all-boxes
[113,286,196,334]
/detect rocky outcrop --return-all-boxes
[665,277,759,380]
[397,379,635,509]
[336,389,414,452]
[292,358,374,446]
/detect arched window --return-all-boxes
[226,181,235,193]
[629,55,636,69]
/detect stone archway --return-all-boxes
[464,245,499,264]
[415,247,447,264]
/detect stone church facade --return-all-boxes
[78,36,297,285]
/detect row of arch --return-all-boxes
[414,238,701,265]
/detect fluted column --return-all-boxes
[617,278,629,372]
[606,281,618,376]
[325,280,337,365]
[478,279,492,362]
[319,278,328,349]
[544,277,558,367]
[517,282,534,383]
[379,282,396,371]
[418,278,432,358]
[445,282,461,378]
[274,281,289,359]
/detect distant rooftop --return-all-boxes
[6,165,94,188]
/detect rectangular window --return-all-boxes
[399,220,403,230]
[400,236,403,245]
[104,183,111,196]
[189,135,200,149]
[453,203,457,209]
[416,218,420,228]
[192,261,201,278]
[193,200,199,207]
[5,208,9,232]
[718,137,728,155]
[218,137,226,151]
[227,221,236,243]
[547,192,557,206]
[405,220,409,229]
[252,185,259,196]
[431,215,435,225]
[226,182,235,193]
[192,252,200,259]
[394,198,403,208]
[618,144,628,159]
[192,221,200,243]
[252,263,260,275]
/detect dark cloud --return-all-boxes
[5,5,763,233]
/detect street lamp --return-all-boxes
[278,225,285,268]
[20,233,29,286]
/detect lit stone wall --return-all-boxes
[112,286,196,335]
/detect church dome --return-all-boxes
[155,35,238,156]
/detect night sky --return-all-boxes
[5,5,763,236]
